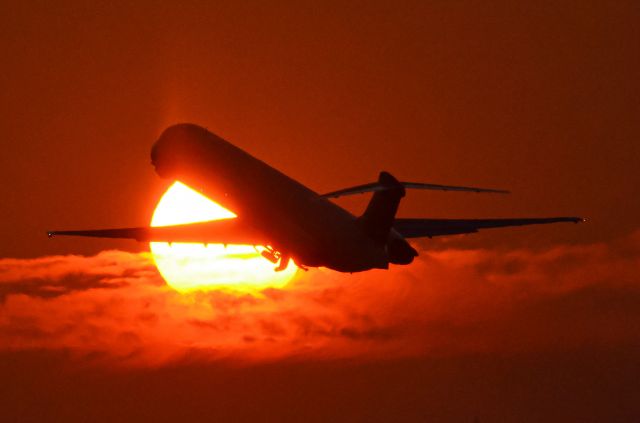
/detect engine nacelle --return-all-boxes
[387,233,418,265]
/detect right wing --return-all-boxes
[393,217,584,238]
[47,218,269,245]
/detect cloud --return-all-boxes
[0,232,639,366]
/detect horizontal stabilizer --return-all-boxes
[393,217,584,238]
[322,178,509,198]
[47,219,268,245]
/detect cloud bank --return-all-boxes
[0,232,638,366]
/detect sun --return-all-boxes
[149,182,297,293]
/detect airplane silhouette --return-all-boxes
[48,124,583,272]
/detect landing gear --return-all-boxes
[275,254,290,272]
[260,247,280,264]
[256,246,300,272]
[258,246,287,271]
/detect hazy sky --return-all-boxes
[1,1,639,421]
[1,0,638,257]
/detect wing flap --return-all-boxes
[47,219,268,245]
[394,217,584,238]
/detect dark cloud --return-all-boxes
[0,251,159,302]
[0,274,127,302]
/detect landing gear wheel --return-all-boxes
[260,250,279,264]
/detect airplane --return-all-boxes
[48,123,583,273]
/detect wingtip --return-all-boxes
[567,217,586,224]
[47,231,56,238]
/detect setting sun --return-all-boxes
[150,182,297,293]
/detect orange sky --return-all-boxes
[1,1,639,421]
[0,0,638,258]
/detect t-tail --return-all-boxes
[358,171,405,244]
[358,171,419,265]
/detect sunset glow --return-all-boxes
[150,182,297,292]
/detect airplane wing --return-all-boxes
[47,219,269,245]
[321,175,508,198]
[393,217,584,238]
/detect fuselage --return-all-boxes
[151,124,395,272]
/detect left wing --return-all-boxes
[47,219,268,245]
[393,217,584,238]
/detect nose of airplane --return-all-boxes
[150,134,174,178]
[151,123,209,178]
[151,123,237,180]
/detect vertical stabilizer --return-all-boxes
[359,171,405,244]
